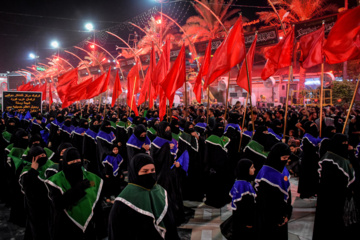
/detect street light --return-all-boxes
[29,53,36,59]
[51,41,59,48]
[85,23,94,31]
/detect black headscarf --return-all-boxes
[63,147,83,186]
[184,122,195,134]
[79,119,89,129]
[128,153,157,189]
[120,114,128,123]
[12,128,28,149]
[212,123,224,137]
[90,120,100,133]
[265,142,291,172]
[29,134,43,147]
[252,125,268,147]
[157,121,172,141]
[329,133,348,159]
[27,146,47,166]
[228,112,240,124]
[56,142,73,168]
[139,117,147,128]
[100,120,112,134]
[170,119,180,134]
[6,118,17,134]
[0,117,4,132]
[304,121,319,137]
[133,116,142,125]
[323,126,336,139]
[134,124,147,142]
[235,158,254,182]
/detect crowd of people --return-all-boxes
[0,101,359,240]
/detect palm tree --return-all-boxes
[181,0,243,42]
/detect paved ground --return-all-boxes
[0,177,315,240]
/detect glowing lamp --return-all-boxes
[275,99,278,102]
[337,99,342,103]
[102,57,107,62]
[156,19,162,24]
[90,44,95,49]
[314,99,318,102]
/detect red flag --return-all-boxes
[57,68,79,103]
[261,29,294,80]
[204,16,246,89]
[86,67,110,99]
[161,44,186,101]
[29,83,40,92]
[299,25,324,69]
[152,39,171,89]
[194,39,212,103]
[111,70,122,107]
[127,63,140,116]
[49,83,53,106]
[38,83,47,101]
[324,7,360,64]
[237,34,257,94]
[158,86,167,121]
[139,42,156,106]
[17,82,32,91]
[63,78,93,108]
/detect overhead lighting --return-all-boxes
[51,41,59,48]
[85,23,94,31]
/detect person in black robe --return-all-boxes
[313,134,356,240]
[116,114,130,170]
[83,119,101,174]
[147,118,159,142]
[71,118,88,156]
[95,120,116,175]
[255,142,292,240]
[242,126,270,177]
[318,125,336,158]
[60,116,75,143]
[224,112,242,180]
[48,113,64,152]
[151,121,185,225]
[108,153,180,240]
[230,159,256,239]
[178,121,204,201]
[20,146,53,240]
[126,124,151,167]
[297,124,320,199]
[204,123,232,208]
[45,148,106,240]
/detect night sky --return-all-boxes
[0,0,354,72]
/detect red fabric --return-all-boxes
[63,78,93,108]
[38,83,47,101]
[158,86,167,121]
[324,7,360,64]
[194,39,212,103]
[299,25,324,69]
[49,83,53,106]
[160,44,186,101]
[17,82,32,91]
[152,39,170,90]
[86,67,110,99]
[204,17,246,89]
[261,29,294,80]
[237,35,257,94]
[29,83,40,92]
[57,68,79,103]
[138,43,156,106]
[111,70,122,107]
[127,63,140,116]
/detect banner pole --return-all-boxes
[224,72,231,120]
[343,77,360,134]
[239,92,249,152]
[130,76,137,117]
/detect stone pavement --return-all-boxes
[0,177,315,240]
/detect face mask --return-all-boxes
[64,162,83,185]
[164,130,172,141]
[64,121,71,127]
[92,125,100,133]
[172,126,180,134]
[57,116,64,123]
[103,126,112,134]
[136,173,157,189]
[200,118,205,123]
[214,128,224,137]
[7,125,16,134]
[188,128,195,134]
[138,135,146,142]
[111,118,117,123]
[83,124,89,129]
[121,118,128,122]
[37,157,47,166]
[19,138,29,149]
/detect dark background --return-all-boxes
[0,0,355,72]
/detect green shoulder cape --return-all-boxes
[2,131,12,143]
[22,147,54,160]
[46,169,103,232]
[7,147,26,172]
[21,159,55,180]
[147,127,157,135]
[179,132,199,152]
[319,151,355,187]
[205,135,230,152]
[172,132,180,141]
[116,183,168,239]
[244,140,269,159]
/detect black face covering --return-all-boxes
[63,148,83,186]
[252,126,268,147]
[199,118,205,123]
[128,153,157,189]
[27,146,47,167]
[235,158,254,182]
[329,133,348,159]
[324,126,336,139]
[79,119,89,129]
[90,123,100,133]
[265,142,291,172]
[134,124,147,142]
[110,117,118,123]
[64,120,71,127]
[228,112,240,124]
[213,123,224,137]
[140,117,147,128]
[56,116,64,123]
[157,121,172,140]
[29,134,43,147]
[100,120,112,134]
[13,129,29,149]
[184,122,194,134]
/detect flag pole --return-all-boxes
[184,74,188,109]
[319,57,325,137]
[206,87,210,125]
[342,77,360,134]
[239,92,249,152]
[224,72,231,120]
[130,76,137,117]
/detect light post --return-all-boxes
[50,40,60,76]
[154,0,169,45]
